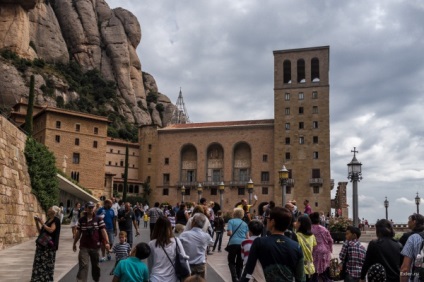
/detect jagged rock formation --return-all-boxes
[0,0,174,127]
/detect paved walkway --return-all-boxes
[0,225,371,282]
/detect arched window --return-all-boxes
[134,185,139,194]
[297,59,305,83]
[283,60,291,84]
[129,185,134,193]
[311,58,320,82]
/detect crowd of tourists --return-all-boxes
[29,196,424,282]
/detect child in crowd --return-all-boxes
[113,242,151,282]
[110,231,132,275]
[143,213,149,228]
[212,210,225,252]
[241,220,263,266]
[338,226,366,282]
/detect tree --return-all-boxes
[24,75,35,136]
[122,144,129,202]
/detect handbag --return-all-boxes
[36,231,54,248]
[224,221,243,252]
[329,255,348,281]
[162,238,191,280]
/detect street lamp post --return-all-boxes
[384,197,389,220]
[347,147,362,228]
[197,183,203,204]
[278,165,289,206]
[247,179,254,204]
[415,192,421,214]
[219,181,225,210]
[181,185,186,203]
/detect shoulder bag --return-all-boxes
[36,230,54,248]
[162,238,191,280]
[224,221,243,252]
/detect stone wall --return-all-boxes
[0,115,45,250]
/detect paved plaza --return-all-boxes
[0,224,372,281]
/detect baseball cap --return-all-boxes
[85,201,95,208]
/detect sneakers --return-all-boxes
[99,257,107,262]
[107,254,112,261]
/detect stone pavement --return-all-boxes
[0,224,372,282]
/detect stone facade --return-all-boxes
[0,115,44,250]
[31,107,109,198]
[139,46,333,214]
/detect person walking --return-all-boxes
[31,206,62,282]
[176,203,189,226]
[240,207,305,281]
[148,216,190,282]
[96,199,117,262]
[69,202,81,239]
[309,212,333,281]
[226,207,249,282]
[339,226,366,282]
[212,210,225,252]
[179,213,214,278]
[117,202,140,247]
[360,219,402,281]
[294,215,316,281]
[148,202,164,239]
[73,201,110,282]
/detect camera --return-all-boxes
[34,216,38,220]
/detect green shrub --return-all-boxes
[24,137,59,212]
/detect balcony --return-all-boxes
[202,181,222,188]
[229,180,248,187]
[176,181,197,188]
[279,178,295,187]
[309,178,323,186]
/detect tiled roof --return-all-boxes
[107,137,139,147]
[34,106,110,122]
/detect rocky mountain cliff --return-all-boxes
[0,0,175,131]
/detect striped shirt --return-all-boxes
[339,239,366,279]
[241,236,259,266]
[77,215,106,249]
[113,242,131,261]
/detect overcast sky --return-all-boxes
[107,0,424,223]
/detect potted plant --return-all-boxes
[328,217,352,243]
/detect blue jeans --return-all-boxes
[213,231,223,251]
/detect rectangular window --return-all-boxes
[120,160,124,166]
[238,188,245,195]
[185,188,191,196]
[313,136,319,144]
[211,188,217,196]
[110,148,113,153]
[162,188,169,196]
[313,186,320,194]
[262,187,268,195]
[313,121,319,128]
[94,127,98,134]
[313,106,318,114]
[313,151,319,159]
[298,92,304,100]
[285,137,290,144]
[56,121,61,129]
[74,138,79,146]
[285,152,291,160]
[55,135,60,143]
[312,169,321,178]
[239,169,248,182]
[299,122,304,129]
[165,158,169,165]
[148,144,152,151]
[261,172,270,182]
[213,169,222,182]
[312,91,318,99]
[286,187,292,194]
[299,107,304,114]
[118,150,121,154]
[299,137,304,144]
[147,157,151,164]
[285,123,290,130]
[108,161,111,165]
[72,153,80,164]
[187,170,195,182]
[285,107,290,115]
[285,93,290,100]
[75,124,80,132]
[163,174,170,185]
[93,141,98,148]
[262,154,268,162]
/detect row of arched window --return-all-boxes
[283,58,320,83]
